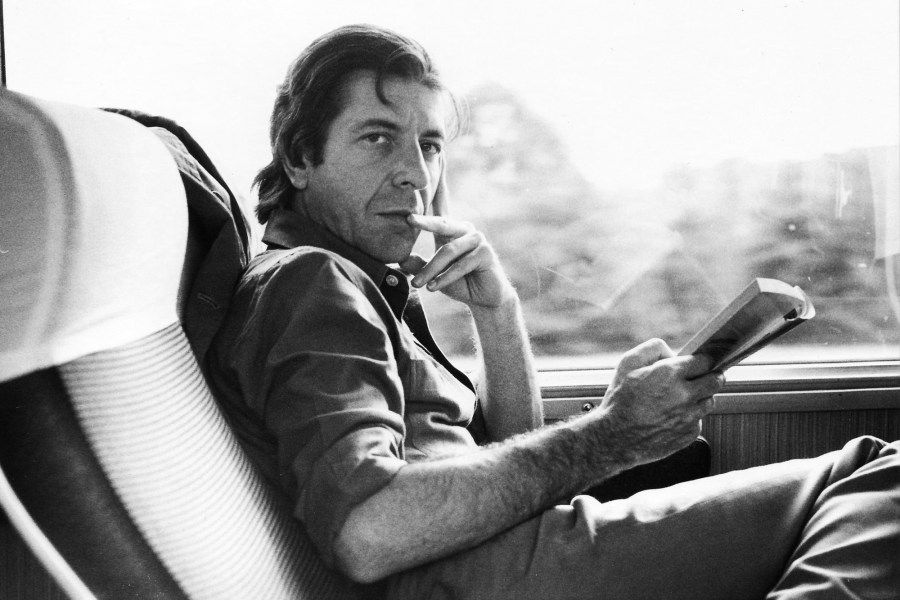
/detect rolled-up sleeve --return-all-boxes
[224,249,410,564]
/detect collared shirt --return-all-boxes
[206,208,481,566]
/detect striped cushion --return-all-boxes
[61,324,363,599]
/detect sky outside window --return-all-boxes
[4,0,897,197]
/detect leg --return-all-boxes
[767,438,900,599]
[388,436,899,600]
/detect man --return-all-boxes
[207,24,899,599]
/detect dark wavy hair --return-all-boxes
[253,24,460,224]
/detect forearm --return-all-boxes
[333,411,634,583]
[334,342,723,583]
[469,295,543,441]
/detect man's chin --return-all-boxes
[367,233,420,264]
[368,242,416,266]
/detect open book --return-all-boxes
[677,278,815,372]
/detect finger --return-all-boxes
[617,338,673,371]
[399,253,427,276]
[681,353,717,380]
[410,233,481,288]
[407,214,474,249]
[422,244,489,292]
[685,398,715,429]
[699,396,717,414]
[680,398,714,431]
[689,371,726,400]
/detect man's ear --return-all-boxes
[282,154,309,190]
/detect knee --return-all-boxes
[829,436,899,485]
[842,435,889,460]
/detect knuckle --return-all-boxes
[435,240,456,255]
[621,344,645,362]
[644,338,668,355]
[648,337,666,349]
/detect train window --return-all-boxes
[5,0,898,372]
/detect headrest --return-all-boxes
[0,89,188,383]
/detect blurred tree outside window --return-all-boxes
[420,87,899,368]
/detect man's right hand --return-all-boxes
[594,338,724,468]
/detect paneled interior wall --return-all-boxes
[704,408,900,475]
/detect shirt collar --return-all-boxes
[262,208,410,319]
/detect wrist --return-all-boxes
[468,286,519,319]
[566,409,643,483]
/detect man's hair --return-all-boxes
[254,24,459,224]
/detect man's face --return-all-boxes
[292,70,446,264]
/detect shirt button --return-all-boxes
[385,274,400,287]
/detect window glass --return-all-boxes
[5,0,898,368]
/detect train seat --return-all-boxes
[0,88,365,600]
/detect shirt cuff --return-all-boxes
[299,426,407,565]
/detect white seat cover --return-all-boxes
[0,88,187,383]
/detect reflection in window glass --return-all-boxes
[428,139,900,367]
[5,0,898,367]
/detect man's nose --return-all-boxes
[392,143,430,192]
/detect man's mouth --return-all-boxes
[378,207,422,218]
[376,190,426,221]
[377,209,422,230]
[376,211,420,236]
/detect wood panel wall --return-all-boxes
[703,408,900,475]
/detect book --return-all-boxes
[677,278,815,372]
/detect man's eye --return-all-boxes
[421,142,442,157]
[363,133,390,145]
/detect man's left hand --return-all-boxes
[400,174,514,309]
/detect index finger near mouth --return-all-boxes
[408,214,469,238]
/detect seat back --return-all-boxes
[0,89,366,599]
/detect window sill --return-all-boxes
[539,360,900,419]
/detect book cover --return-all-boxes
[678,278,815,372]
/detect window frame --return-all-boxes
[2,0,897,416]
[540,360,900,422]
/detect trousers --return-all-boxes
[389,436,900,599]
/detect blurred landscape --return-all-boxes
[421,84,900,367]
